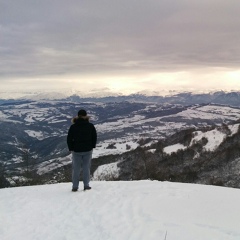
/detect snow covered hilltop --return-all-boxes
[1,181,240,240]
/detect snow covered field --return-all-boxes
[1,181,240,240]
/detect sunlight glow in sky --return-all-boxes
[1,0,240,95]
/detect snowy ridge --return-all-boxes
[1,181,240,240]
[0,89,239,100]
[164,143,186,154]
[0,88,124,100]
[162,123,240,155]
[92,162,120,180]
[191,129,226,152]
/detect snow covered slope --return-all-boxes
[161,123,240,156]
[1,181,240,240]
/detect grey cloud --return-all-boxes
[1,0,240,80]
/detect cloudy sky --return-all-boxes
[1,0,240,94]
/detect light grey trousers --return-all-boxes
[72,151,92,189]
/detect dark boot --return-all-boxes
[84,186,91,191]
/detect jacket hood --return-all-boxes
[71,116,90,124]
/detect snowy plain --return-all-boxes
[1,181,240,240]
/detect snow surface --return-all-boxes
[190,129,226,152]
[162,123,240,156]
[24,130,45,140]
[229,124,240,136]
[198,105,240,119]
[175,106,240,121]
[92,162,120,180]
[1,181,240,240]
[93,139,139,158]
[37,155,72,175]
[163,143,186,155]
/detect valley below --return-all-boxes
[1,92,240,188]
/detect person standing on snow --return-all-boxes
[67,109,97,192]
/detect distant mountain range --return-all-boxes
[1,90,240,106]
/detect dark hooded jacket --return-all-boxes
[67,117,97,152]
